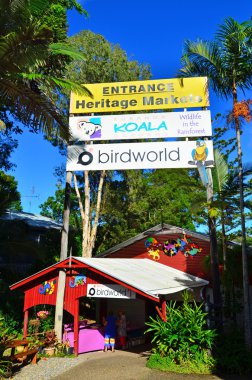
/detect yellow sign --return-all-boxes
[70,77,209,114]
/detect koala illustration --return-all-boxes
[70,117,102,141]
[78,121,101,137]
[78,121,96,136]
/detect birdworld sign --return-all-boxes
[87,284,136,299]
[69,110,212,141]
[67,140,214,171]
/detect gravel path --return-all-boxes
[11,355,88,380]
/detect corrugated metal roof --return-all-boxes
[0,211,62,230]
[73,257,208,299]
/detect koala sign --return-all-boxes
[69,111,212,142]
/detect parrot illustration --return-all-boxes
[188,140,209,187]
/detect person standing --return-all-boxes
[117,310,127,350]
[103,311,117,352]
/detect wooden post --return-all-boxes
[60,171,73,261]
[55,171,73,342]
[74,298,79,356]
[23,309,29,338]
[161,298,166,322]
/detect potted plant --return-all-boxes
[43,331,57,356]
[55,339,73,355]
[0,316,15,378]
[37,310,50,320]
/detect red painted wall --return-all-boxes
[105,233,211,280]
[23,268,127,315]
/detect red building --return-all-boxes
[10,223,211,355]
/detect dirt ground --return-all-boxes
[54,345,252,380]
[12,344,252,380]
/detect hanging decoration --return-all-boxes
[145,234,202,260]
[39,279,56,295]
[37,310,50,319]
[145,237,162,261]
[163,234,202,257]
[69,275,86,288]
[162,240,179,256]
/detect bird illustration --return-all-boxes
[188,140,209,187]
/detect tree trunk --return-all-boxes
[232,84,251,347]
[208,215,223,329]
[54,171,72,342]
[221,204,227,271]
[88,170,106,256]
[73,170,106,258]
[206,167,223,329]
[82,170,91,257]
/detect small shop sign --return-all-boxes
[87,284,136,299]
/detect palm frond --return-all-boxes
[0,78,69,140]
[18,73,93,97]
[178,18,252,98]
[179,40,232,98]
[212,149,228,193]
[49,43,86,60]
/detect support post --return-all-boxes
[161,298,167,322]
[55,171,73,342]
[23,309,29,338]
[74,298,79,356]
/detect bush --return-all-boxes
[147,352,215,375]
[215,329,252,375]
[145,291,216,372]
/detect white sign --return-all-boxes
[67,140,214,171]
[87,284,136,299]
[69,110,212,141]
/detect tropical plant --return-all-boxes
[145,292,216,362]
[0,0,91,141]
[178,17,252,345]
[0,314,17,378]
[43,330,57,348]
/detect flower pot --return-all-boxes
[64,347,74,355]
[16,345,25,353]
[44,347,55,356]
[29,319,40,327]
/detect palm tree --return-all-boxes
[0,0,91,141]
[0,0,92,343]
[178,17,252,345]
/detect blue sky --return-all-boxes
[9,0,252,214]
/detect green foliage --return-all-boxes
[0,313,19,339]
[0,171,21,215]
[0,0,90,141]
[0,124,18,172]
[0,313,18,378]
[215,329,252,374]
[145,292,216,363]
[147,351,215,375]
[95,168,206,253]
[67,30,152,85]
[179,17,252,99]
